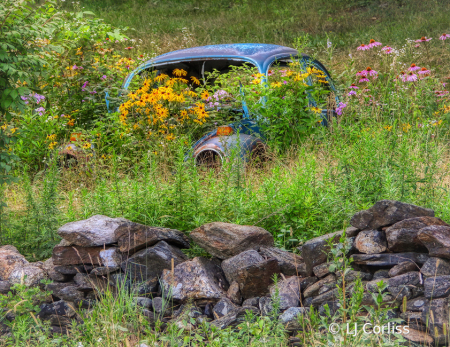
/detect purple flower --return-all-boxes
[349,84,359,89]
[418,68,431,76]
[404,72,418,82]
[283,80,288,84]
[368,39,382,48]
[36,106,45,116]
[356,70,367,77]
[21,96,28,101]
[336,102,347,116]
[359,78,370,83]
[101,75,107,80]
[90,91,97,94]
[408,64,421,72]
[348,91,357,96]
[440,34,449,40]
[357,44,370,51]
[415,36,432,42]
[72,64,78,70]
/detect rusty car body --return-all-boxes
[121,43,339,168]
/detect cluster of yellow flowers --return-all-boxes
[119,69,208,141]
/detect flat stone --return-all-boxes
[386,217,448,252]
[424,276,450,298]
[354,230,387,254]
[0,280,11,294]
[226,281,242,305]
[389,261,418,277]
[259,247,307,277]
[37,301,76,320]
[42,258,70,282]
[242,297,259,308]
[312,263,333,278]
[73,273,109,292]
[121,241,187,282]
[115,222,190,254]
[58,215,131,247]
[373,269,390,280]
[421,257,450,277]
[270,276,301,310]
[190,222,274,259]
[259,296,275,316]
[351,252,429,266]
[400,328,433,344]
[90,266,120,276]
[161,257,228,302]
[418,225,450,259]
[0,245,29,281]
[8,264,45,287]
[133,297,152,309]
[278,307,309,331]
[54,265,92,275]
[299,227,359,276]
[211,306,259,329]
[318,301,341,316]
[350,200,434,230]
[52,245,121,266]
[338,270,372,283]
[221,250,263,284]
[213,297,238,318]
[46,283,84,302]
[304,274,335,298]
[421,298,448,333]
[311,288,339,306]
[401,296,428,312]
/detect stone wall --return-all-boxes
[0,200,449,344]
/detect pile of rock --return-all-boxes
[2,200,450,345]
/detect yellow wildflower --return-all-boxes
[252,79,261,85]
[48,142,57,149]
[402,123,411,132]
[47,134,57,141]
[201,91,210,100]
[270,82,282,88]
[310,107,322,114]
[384,125,393,132]
[172,69,187,77]
[154,74,169,82]
[191,76,201,85]
[83,143,91,149]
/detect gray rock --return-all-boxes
[299,227,359,276]
[42,258,70,282]
[418,225,450,259]
[401,296,428,312]
[354,230,387,254]
[211,306,259,329]
[385,217,447,252]
[400,328,433,345]
[259,296,275,316]
[226,281,242,305]
[73,273,109,292]
[0,245,28,282]
[312,262,333,278]
[424,276,450,298]
[213,297,238,318]
[373,269,390,280]
[242,297,259,308]
[278,307,309,331]
[386,272,422,300]
[237,258,280,299]
[47,283,84,302]
[221,250,263,284]
[421,298,448,333]
[161,257,228,302]
[190,222,274,259]
[54,265,92,275]
[259,247,307,277]
[133,297,152,309]
[0,280,11,294]
[337,270,372,283]
[121,241,187,282]
[152,297,171,316]
[114,222,190,254]
[37,301,76,320]
[318,301,341,316]
[421,257,450,277]
[137,277,159,296]
[361,292,394,306]
[270,276,301,310]
[389,261,418,277]
[8,264,45,287]
[52,245,122,266]
[304,274,335,298]
[311,288,339,306]
[351,252,429,266]
[90,266,120,276]
[58,215,130,247]
[350,200,434,230]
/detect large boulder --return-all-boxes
[354,230,387,254]
[424,276,450,298]
[115,222,190,254]
[388,261,418,277]
[8,264,45,287]
[299,227,359,276]
[213,297,238,318]
[350,200,434,230]
[121,241,187,282]
[0,281,11,294]
[270,276,301,310]
[58,215,131,247]
[278,307,309,332]
[42,258,71,282]
[0,245,29,281]
[190,222,274,259]
[161,257,228,302]
[259,247,307,277]
[385,217,448,252]
[418,225,450,259]
[52,246,123,266]
[221,250,264,284]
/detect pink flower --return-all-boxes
[415,36,432,43]
[72,64,78,70]
[348,90,357,96]
[125,46,134,50]
[418,67,431,76]
[408,63,421,72]
[349,83,359,89]
[359,78,370,83]
[415,44,421,48]
[381,46,393,54]
[357,44,370,51]
[336,102,347,115]
[436,91,449,97]
[101,75,107,80]
[368,39,382,48]
[439,34,449,40]
[365,67,378,77]
[405,72,418,82]
[356,70,367,77]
